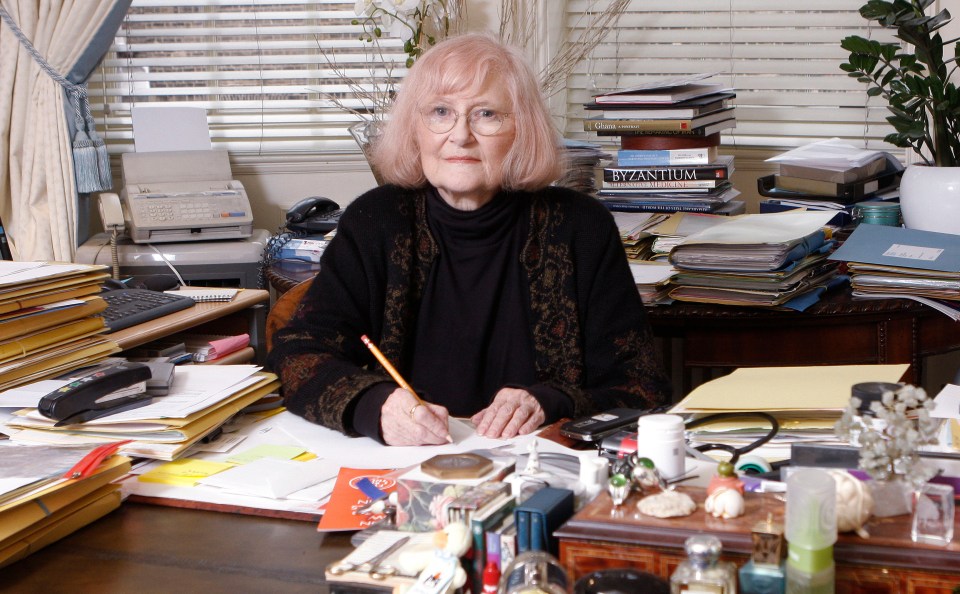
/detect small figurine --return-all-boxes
[524,440,541,475]
[400,522,472,594]
[608,473,631,506]
[704,461,745,519]
[631,456,661,491]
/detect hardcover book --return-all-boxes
[595,119,736,138]
[602,157,733,182]
[584,92,735,119]
[513,487,574,556]
[617,146,719,166]
[594,81,730,104]
[778,155,886,184]
[583,108,735,133]
[597,177,726,191]
[621,132,722,151]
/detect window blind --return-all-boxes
[87,0,410,155]
[563,0,903,155]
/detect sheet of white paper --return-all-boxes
[0,262,99,288]
[932,384,960,419]
[679,210,837,246]
[197,457,340,499]
[629,261,676,284]
[276,412,539,469]
[132,106,212,152]
[0,379,70,408]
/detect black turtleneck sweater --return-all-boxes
[268,184,672,443]
[352,190,572,439]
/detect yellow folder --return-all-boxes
[0,317,107,364]
[0,296,107,342]
[0,456,130,542]
[0,486,122,568]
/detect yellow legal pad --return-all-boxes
[670,364,910,412]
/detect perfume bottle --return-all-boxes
[739,513,786,594]
[670,534,737,594]
[785,469,836,594]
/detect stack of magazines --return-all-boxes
[667,211,844,309]
[829,224,960,320]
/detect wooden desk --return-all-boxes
[557,489,960,593]
[0,502,355,593]
[647,289,960,393]
[109,289,269,364]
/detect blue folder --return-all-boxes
[829,224,960,273]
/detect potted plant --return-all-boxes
[840,0,960,234]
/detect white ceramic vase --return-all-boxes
[898,165,960,234]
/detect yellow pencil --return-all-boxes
[360,335,451,442]
[360,334,423,404]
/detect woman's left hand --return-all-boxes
[470,388,545,438]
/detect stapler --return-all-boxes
[38,362,153,426]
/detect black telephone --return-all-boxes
[285,196,342,234]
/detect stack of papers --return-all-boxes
[666,211,845,310]
[0,444,130,567]
[612,211,669,261]
[0,262,118,391]
[1,365,280,460]
[829,224,960,320]
[670,364,910,462]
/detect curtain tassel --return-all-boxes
[72,128,102,194]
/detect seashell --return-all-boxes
[637,489,697,518]
[828,469,873,537]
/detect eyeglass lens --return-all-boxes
[420,106,508,136]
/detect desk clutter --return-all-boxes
[3,359,960,589]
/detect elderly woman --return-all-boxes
[268,32,670,446]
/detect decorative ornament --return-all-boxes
[637,490,696,518]
[630,456,661,491]
[704,487,745,519]
[703,460,745,519]
[608,473,631,507]
[828,469,873,538]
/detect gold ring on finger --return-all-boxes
[408,403,421,418]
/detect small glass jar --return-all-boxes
[670,535,737,594]
[501,551,570,594]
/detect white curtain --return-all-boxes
[0,0,129,261]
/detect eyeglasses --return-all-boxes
[419,105,513,136]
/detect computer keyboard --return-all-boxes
[99,289,196,332]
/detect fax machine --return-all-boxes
[119,150,253,243]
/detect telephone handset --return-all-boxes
[98,193,126,233]
[285,196,342,234]
[97,193,127,280]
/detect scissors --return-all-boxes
[328,535,410,580]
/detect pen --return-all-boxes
[360,334,451,443]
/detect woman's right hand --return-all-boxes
[380,389,451,446]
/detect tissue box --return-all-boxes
[395,459,514,532]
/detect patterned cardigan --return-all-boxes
[267,184,671,434]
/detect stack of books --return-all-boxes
[0,444,131,567]
[583,74,741,215]
[666,211,844,309]
[829,224,960,320]
[759,140,904,225]
[0,262,120,391]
